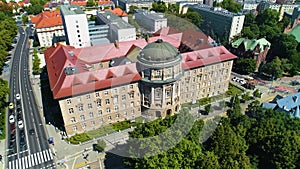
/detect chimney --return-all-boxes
[115,40,119,49]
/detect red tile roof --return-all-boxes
[105,8,128,17]
[44,29,237,99]
[70,0,87,6]
[98,0,114,5]
[31,10,62,29]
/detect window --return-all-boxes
[122,95,126,101]
[129,92,134,98]
[104,91,108,96]
[69,108,74,114]
[95,92,100,97]
[130,102,134,107]
[80,115,85,121]
[66,99,71,104]
[89,112,94,118]
[166,90,171,98]
[78,35,81,38]
[86,94,91,99]
[108,116,112,120]
[155,70,161,77]
[113,96,118,103]
[114,105,119,111]
[123,112,127,116]
[77,30,80,33]
[122,103,126,109]
[88,103,92,109]
[116,114,120,118]
[73,126,77,131]
[91,121,95,126]
[71,117,76,123]
[78,105,83,112]
[98,110,102,116]
[129,85,133,89]
[82,123,86,129]
[113,88,118,94]
[106,108,111,113]
[77,97,81,102]
[105,99,110,105]
[96,100,101,107]
[121,87,125,92]
[131,109,134,114]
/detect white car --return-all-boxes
[9,115,15,124]
[16,93,21,100]
[18,120,24,129]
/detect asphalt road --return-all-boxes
[6,26,55,169]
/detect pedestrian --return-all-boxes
[0,154,2,163]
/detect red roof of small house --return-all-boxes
[70,0,87,6]
[106,8,128,17]
[31,10,62,29]
[44,29,237,99]
[98,0,114,5]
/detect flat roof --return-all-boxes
[135,9,166,21]
[100,12,134,29]
[191,4,244,17]
[60,4,85,15]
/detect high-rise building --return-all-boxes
[60,4,91,48]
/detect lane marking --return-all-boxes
[43,150,48,161]
[28,154,32,168]
[40,151,44,163]
[37,151,41,164]
[33,153,37,166]
[22,156,25,169]
[49,149,53,160]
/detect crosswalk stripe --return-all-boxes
[16,159,20,169]
[48,149,53,160]
[28,154,32,168]
[12,160,15,169]
[37,151,41,164]
[24,156,28,168]
[43,150,48,162]
[22,157,25,169]
[39,152,44,163]
[34,153,37,166]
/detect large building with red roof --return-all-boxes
[31,10,65,47]
[44,27,237,136]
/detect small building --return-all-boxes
[262,92,300,118]
[96,11,136,43]
[229,38,271,71]
[134,9,167,33]
[186,4,245,42]
[30,10,65,47]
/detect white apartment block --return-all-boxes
[60,5,91,48]
[97,11,136,42]
[134,9,167,32]
[186,4,245,42]
[37,25,65,47]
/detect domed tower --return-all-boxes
[137,39,183,118]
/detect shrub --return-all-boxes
[94,139,106,152]
[66,133,91,144]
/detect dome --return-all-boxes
[138,39,179,62]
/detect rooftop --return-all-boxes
[30,10,63,29]
[191,4,244,17]
[231,38,271,52]
[134,9,166,21]
[105,7,128,17]
[288,25,300,42]
[60,4,85,15]
[44,27,237,99]
[99,11,134,29]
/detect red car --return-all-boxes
[10,123,16,133]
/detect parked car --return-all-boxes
[18,120,24,129]
[8,102,14,110]
[10,123,16,132]
[16,93,21,101]
[29,129,35,135]
[9,115,15,124]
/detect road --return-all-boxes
[5,26,55,169]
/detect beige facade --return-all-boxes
[59,83,141,136]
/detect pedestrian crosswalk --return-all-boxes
[8,149,54,169]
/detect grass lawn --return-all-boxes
[226,83,244,96]
[67,116,144,144]
[0,109,6,140]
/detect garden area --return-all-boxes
[66,117,144,144]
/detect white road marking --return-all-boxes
[40,151,44,163]
[49,149,53,160]
[28,154,32,168]
[9,160,12,169]
[37,151,41,164]
[43,150,48,161]
[22,157,25,169]
[33,153,37,166]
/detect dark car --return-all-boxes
[10,123,16,132]
[29,129,35,135]
[10,133,16,142]
[20,135,26,148]
[17,113,22,121]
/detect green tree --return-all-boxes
[234,58,257,75]
[241,92,251,101]
[129,6,138,14]
[216,0,242,13]
[151,1,167,13]
[185,12,201,27]
[260,56,283,79]
[255,9,279,27]
[243,13,255,27]
[253,89,261,98]
[94,139,106,152]
[32,49,41,75]
[86,0,95,7]
[204,104,212,114]
[22,15,28,25]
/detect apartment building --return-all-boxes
[134,9,167,32]
[30,10,65,47]
[96,11,136,42]
[186,4,245,42]
[44,27,236,136]
[61,4,91,48]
